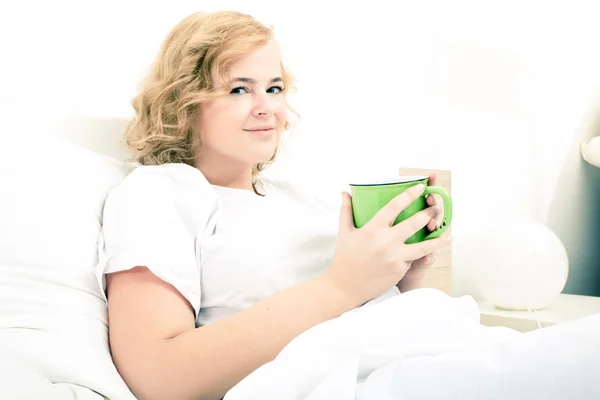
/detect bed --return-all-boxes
[2,115,599,400]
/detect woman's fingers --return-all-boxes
[404,233,451,261]
[366,184,426,229]
[426,194,436,206]
[426,218,437,232]
[394,204,443,241]
[393,206,439,242]
[426,193,444,227]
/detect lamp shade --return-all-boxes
[581,136,600,168]
[475,216,569,310]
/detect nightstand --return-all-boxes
[478,293,600,332]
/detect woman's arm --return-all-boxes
[106,186,448,400]
[106,266,357,400]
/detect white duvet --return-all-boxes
[225,289,600,400]
[0,351,107,400]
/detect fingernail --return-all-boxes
[414,184,425,192]
[445,235,452,243]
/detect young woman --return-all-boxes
[97,10,449,400]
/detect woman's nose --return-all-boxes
[252,92,275,116]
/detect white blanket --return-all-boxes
[225,289,600,400]
[0,350,106,400]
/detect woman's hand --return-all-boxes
[398,172,449,292]
[326,183,451,307]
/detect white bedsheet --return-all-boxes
[225,288,600,400]
[0,327,134,400]
[0,350,106,400]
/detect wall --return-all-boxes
[2,0,600,298]
[532,2,600,297]
[545,94,600,296]
[426,0,600,298]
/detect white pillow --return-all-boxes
[0,132,137,399]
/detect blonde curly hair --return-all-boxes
[125,11,297,175]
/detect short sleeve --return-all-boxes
[95,164,218,318]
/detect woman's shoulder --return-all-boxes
[105,163,219,228]
[114,163,216,199]
[123,163,210,185]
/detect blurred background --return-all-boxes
[1,0,599,298]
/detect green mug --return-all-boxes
[349,176,453,244]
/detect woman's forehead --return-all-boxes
[225,41,282,79]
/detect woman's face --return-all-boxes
[196,40,288,173]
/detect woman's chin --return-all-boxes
[250,146,278,166]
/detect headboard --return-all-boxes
[52,115,131,161]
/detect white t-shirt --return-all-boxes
[96,163,399,327]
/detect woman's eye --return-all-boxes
[230,86,249,95]
[268,86,284,94]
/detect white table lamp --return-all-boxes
[581,136,600,168]
[474,216,569,311]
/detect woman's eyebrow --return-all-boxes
[230,77,283,84]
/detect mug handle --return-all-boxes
[422,186,452,240]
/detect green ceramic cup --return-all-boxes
[349,176,453,244]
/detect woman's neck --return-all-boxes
[195,158,255,191]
